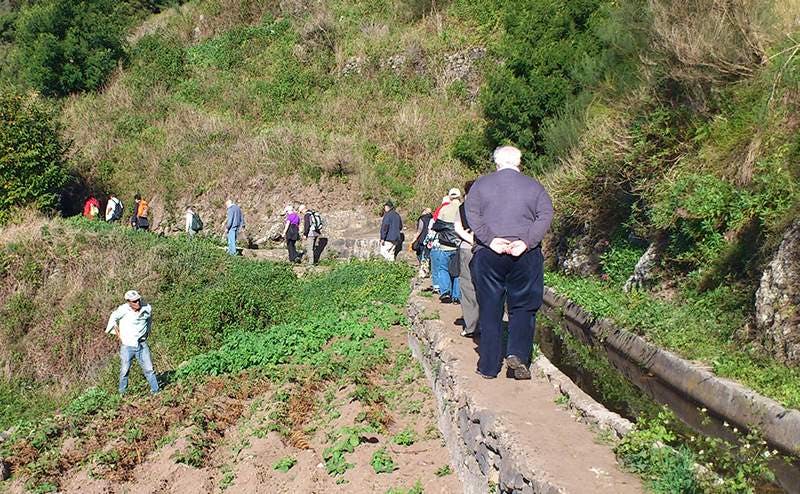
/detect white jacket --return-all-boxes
[105,303,152,347]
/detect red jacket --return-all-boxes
[83,197,100,219]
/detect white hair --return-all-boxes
[493,146,522,170]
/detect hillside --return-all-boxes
[3,0,800,491]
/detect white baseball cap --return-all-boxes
[124,290,141,301]
[448,188,462,199]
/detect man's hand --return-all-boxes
[508,240,527,257]
[489,238,511,254]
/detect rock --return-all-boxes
[0,459,9,481]
[623,243,659,292]
[755,220,800,365]
[442,47,486,99]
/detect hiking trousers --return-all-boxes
[227,227,239,255]
[430,248,460,301]
[380,241,396,261]
[471,247,543,377]
[119,341,159,394]
[287,239,299,262]
[459,246,479,334]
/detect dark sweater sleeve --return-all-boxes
[380,215,389,240]
[466,179,493,247]
[303,213,311,237]
[525,188,554,248]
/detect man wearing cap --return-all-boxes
[466,146,553,380]
[379,201,403,261]
[430,188,463,304]
[105,290,160,394]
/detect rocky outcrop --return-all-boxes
[623,243,659,292]
[756,220,800,366]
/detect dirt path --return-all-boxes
[414,282,644,493]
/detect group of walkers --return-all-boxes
[83,193,154,231]
[84,193,326,264]
[102,144,550,396]
[399,145,554,380]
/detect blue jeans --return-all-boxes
[119,342,160,394]
[471,247,543,377]
[430,248,460,300]
[227,227,239,255]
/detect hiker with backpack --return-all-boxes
[412,207,433,278]
[283,205,302,263]
[83,194,100,220]
[299,204,327,265]
[105,194,123,223]
[185,206,203,236]
[430,188,462,304]
[131,194,150,231]
[225,199,245,256]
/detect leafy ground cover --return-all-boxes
[0,218,458,492]
[543,270,800,410]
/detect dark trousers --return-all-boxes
[287,239,299,262]
[470,246,544,376]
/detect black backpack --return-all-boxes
[110,199,123,221]
[191,213,203,232]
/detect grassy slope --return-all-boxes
[537,1,800,408]
[61,0,492,228]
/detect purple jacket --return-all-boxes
[465,169,553,251]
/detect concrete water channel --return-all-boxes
[537,289,800,494]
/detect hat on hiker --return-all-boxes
[124,290,141,302]
[384,200,394,209]
[448,188,462,199]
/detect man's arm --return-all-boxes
[524,188,554,249]
[225,208,233,231]
[303,213,311,237]
[380,216,389,241]
[465,179,492,246]
[105,306,124,335]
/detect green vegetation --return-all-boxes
[392,428,416,446]
[434,464,452,477]
[386,480,424,494]
[545,270,800,409]
[0,91,69,222]
[12,0,129,96]
[370,447,398,474]
[273,456,297,472]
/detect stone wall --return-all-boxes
[406,292,634,494]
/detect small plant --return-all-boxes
[273,456,297,472]
[371,447,398,474]
[393,428,416,446]
[554,394,569,407]
[219,468,235,490]
[434,464,452,477]
[323,426,370,476]
[385,480,424,494]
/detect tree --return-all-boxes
[0,91,70,222]
[14,0,129,96]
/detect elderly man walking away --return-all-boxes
[105,290,159,395]
[225,199,245,256]
[380,201,403,261]
[466,146,554,380]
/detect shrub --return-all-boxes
[480,0,609,165]
[14,0,129,96]
[0,91,69,222]
[127,32,188,92]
